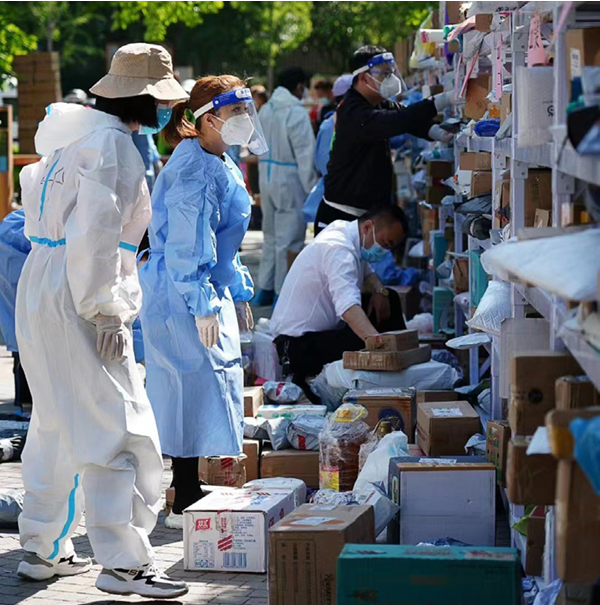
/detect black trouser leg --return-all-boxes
[362,289,407,333]
[314,200,359,235]
[13,353,32,408]
[170,456,203,514]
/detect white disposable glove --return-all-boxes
[428,124,454,143]
[195,315,220,348]
[94,314,127,361]
[235,301,254,333]
[434,91,465,112]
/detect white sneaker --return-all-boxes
[164,512,184,529]
[17,552,93,581]
[96,563,188,599]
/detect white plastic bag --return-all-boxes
[286,414,326,451]
[466,280,511,336]
[354,484,400,537]
[354,431,409,494]
[264,381,303,403]
[516,66,553,147]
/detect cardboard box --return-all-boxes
[183,488,296,572]
[534,208,551,228]
[165,487,175,518]
[337,544,520,605]
[556,460,600,583]
[343,388,414,438]
[546,407,600,459]
[475,13,493,32]
[343,345,431,372]
[453,257,469,293]
[565,28,600,97]
[243,439,260,482]
[260,449,319,489]
[501,91,512,125]
[470,170,492,197]
[465,75,491,120]
[244,386,264,417]
[198,455,247,488]
[509,351,582,435]
[425,184,453,206]
[506,437,557,505]
[459,151,491,171]
[365,330,419,352]
[486,420,511,486]
[556,375,600,410]
[524,170,552,227]
[426,160,454,180]
[524,506,546,577]
[416,390,458,404]
[417,401,481,456]
[269,505,374,605]
[388,459,496,545]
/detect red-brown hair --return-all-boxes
[163,74,246,147]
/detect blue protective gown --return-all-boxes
[303,114,335,224]
[139,138,254,458]
[0,210,31,352]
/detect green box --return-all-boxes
[432,287,454,333]
[337,544,520,605]
[469,250,489,306]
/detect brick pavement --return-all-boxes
[0,461,268,605]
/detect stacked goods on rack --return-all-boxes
[13,53,62,154]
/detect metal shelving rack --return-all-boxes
[439,0,600,586]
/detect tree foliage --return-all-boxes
[0,4,37,82]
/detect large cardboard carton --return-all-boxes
[501,91,512,124]
[509,351,581,435]
[425,184,453,206]
[269,505,374,605]
[470,170,492,197]
[183,488,296,572]
[546,407,600,459]
[453,257,469,293]
[465,75,491,120]
[337,544,520,605]
[556,460,600,583]
[243,439,260,482]
[426,160,454,180]
[365,330,419,352]
[565,28,600,97]
[260,449,320,489]
[416,390,458,404]
[524,170,552,227]
[486,420,511,486]
[343,388,414,439]
[523,506,546,577]
[388,459,496,546]
[244,386,264,417]
[198,455,247,488]
[506,437,557,505]
[343,345,431,372]
[459,151,492,171]
[417,401,481,456]
[556,375,600,410]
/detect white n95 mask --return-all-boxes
[218,114,255,146]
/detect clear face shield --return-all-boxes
[352,52,407,101]
[193,87,269,155]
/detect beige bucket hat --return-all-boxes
[90,43,189,101]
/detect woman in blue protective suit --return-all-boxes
[139,75,268,526]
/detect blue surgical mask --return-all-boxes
[360,224,388,263]
[139,104,172,136]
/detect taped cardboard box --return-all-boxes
[269,504,374,605]
[509,351,582,435]
[565,28,600,97]
[243,439,260,482]
[388,458,496,546]
[417,401,481,456]
[486,420,511,486]
[522,506,546,577]
[337,544,520,605]
[365,330,419,352]
[556,460,600,583]
[260,449,320,489]
[184,488,296,572]
[426,160,454,180]
[453,257,469,293]
[244,386,264,417]
[343,388,414,439]
[465,75,491,120]
[470,170,492,197]
[556,375,600,410]
[198,455,247,488]
[546,407,600,459]
[343,345,431,372]
[416,390,458,404]
[425,184,453,206]
[460,152,492,171]
[506,437,557,505]
[524,170,552,227]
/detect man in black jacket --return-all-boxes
[315,45,457,233]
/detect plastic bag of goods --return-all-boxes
[263,418,291,450]
[243,478,307,507]
[319,404,371,492]
[466,280,511,337]
[516,66,553,147]
[353,484,400,537]
[286,414,326,451]
[354,431,409,494]
[263,381,303,404]
[0,489,23,528]
[309,366,348,412]
[309,489,355,506]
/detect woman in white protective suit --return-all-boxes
[15,44,190,600]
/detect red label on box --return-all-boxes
[195,518,211,531]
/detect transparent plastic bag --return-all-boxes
[319,404,370,492]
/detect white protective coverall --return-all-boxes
[258,86,316,294]
[16,103,163,569]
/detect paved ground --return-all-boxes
[0,232,270,605]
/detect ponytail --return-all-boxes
[163,100,199,147]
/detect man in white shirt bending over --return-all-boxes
[271,205,408,402]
